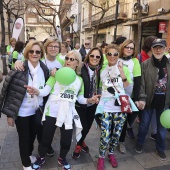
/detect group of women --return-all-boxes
[0,37,140,170]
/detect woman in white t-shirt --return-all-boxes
[96,44,133,170]
[26,51,99,170]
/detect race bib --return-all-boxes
[105,77,119,87]
[58,90,76,102]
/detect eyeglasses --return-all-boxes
[48,46,59,49]
[29,50,41,55]
[152,46,165,50]
[85,43,90,45]
[107,52,119,57]
[124,46,134,50]
[89,54,101,59]
[65,56,78,62]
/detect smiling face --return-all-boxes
[46,42,60,58]
[152,46,165,60]
[123,43,134,57]
[88,50,101,67]
[28,45,41,67]
[106,48,119,66]
[64,54,79,70]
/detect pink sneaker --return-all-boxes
[108,154,118,168]
[97,157,105,170]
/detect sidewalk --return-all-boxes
[0,59,170,170]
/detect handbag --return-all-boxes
[119,95,132,114]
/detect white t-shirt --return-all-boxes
[41,57,62,72]
[18,67,45,117]
[40,75,85,118]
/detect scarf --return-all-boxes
[122,56,132,61]
[28,60,41,108]
[152,55,166,79]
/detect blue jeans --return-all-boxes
[137,108,167,152]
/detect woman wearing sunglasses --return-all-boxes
[26,50,99,170]
[72,47,103,159]
[0,41,49,170]
[118,40,141,154]
[96,44,133,170]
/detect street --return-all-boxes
[0,59,170,170]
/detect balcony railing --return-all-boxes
[83,3,129,27]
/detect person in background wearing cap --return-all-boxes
[135,39,170,161]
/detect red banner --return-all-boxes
[159,22,166,33]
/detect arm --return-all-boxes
[133,76,141,102]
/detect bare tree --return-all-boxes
[3,0,28,40]
[86,0,109,46]
[0,0,8,75]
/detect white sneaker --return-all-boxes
[29,155,37,164]
[23,166,33,170]
[119,142,126,154]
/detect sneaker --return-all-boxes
[81,141,89,152]
[72,145,82,159]
[119,142,126,154]
[150,133,157,141]
[58,157,71,170]
[107,154,118,168]
[135,143,143,154]
[97,157,105,170]
[46,145,55,156]
[157,151,166,161]
[127,128,135,138]
[32,157,45,170]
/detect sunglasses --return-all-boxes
[29,50,41,54]
[124,46,134,50]
[65,56,78,62]
[107,52,119,57]
[89,54,101,59]
[85,43,90,45]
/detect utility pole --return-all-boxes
[137,0,142,54]
[114,0,119,42]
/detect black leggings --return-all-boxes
[39,116,73,159]
[15,115,36,167]
[76,104,97,145]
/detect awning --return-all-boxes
[123,15,170,26]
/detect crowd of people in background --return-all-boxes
[0,35,170,170]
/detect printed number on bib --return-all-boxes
[59,92,76,102]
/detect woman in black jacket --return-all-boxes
[0,41,49,170]
[72,47,103,159]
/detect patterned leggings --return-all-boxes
[99,112,127,157]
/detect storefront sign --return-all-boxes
[159,22,166,33]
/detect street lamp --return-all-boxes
[114,0,119,42]
[26,28,29,40]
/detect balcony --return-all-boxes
[90,3,129,27]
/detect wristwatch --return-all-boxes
[122,78,127,82]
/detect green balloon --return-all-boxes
[55,67,76,85]
[160,109,170,128]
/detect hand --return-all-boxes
[14,60,24,71]
[135,101,140,108]
[138,101,146,110]
[50,68,57,77]
[87,95,101,104]
[24,85,39,95]
[7,117,15,127]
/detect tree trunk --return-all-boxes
[0,0,8,75]
[93,11,105,46]
[7,12,11,41]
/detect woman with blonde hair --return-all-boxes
[6,38,16,69]
[26,50,99,170]
[118,39,141,153]
[0,41,49,170]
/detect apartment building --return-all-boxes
[25,0,57,41]
[80,0,170,47]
